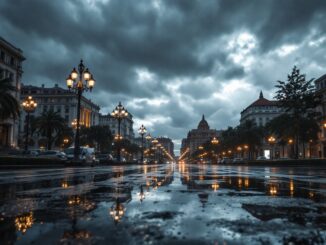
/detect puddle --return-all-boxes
[0,163,325,244]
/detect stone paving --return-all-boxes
[0,163,325,244]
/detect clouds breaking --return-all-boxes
[1,0,326,153]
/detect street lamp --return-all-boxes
[138,124,147,164]
[66,60,95,160]
[268,136,276,160]
[111,102,128,162]
[22,96,37,151]
[211,137,219,145]
[237,146,243,158]
[211,137,219,163]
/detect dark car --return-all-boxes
[96,153,113,164]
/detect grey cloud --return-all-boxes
[1,0,326,153]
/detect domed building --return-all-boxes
[181,115,220,155]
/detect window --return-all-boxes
[57,106,61,113]
[65,106,69,113]
[10,57,15,66]
[43,105,47,112]
[65,115,69,122]
[0,51,5,61]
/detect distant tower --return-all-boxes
[259,90,264,99]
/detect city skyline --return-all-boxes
[1,0,326,152]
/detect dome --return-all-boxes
[197,115,209,130]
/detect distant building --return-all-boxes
[0,37,25,148]
[20,83,100,148]
[157,137,174,157]
[181,115,221,155]
[99,113,134,142]
[240,91,282,126]
[314,74,326,158]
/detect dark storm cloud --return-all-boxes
[1,0,325,153]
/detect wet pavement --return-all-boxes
[0,163,325,244]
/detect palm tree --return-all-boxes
[0,77,20,120]
[34,110,65,150]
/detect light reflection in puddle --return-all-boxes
[0,163,324,244]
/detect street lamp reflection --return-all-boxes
[61,181,69,188]
[15,212,34,234]
[269,186,278,196]
[109,199,125,223]
[139,185,145,202]
[211,181,219,191]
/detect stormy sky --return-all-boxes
[1,0,326,154]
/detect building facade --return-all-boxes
[20,83,100,148]
[157,137,174,157]
[0,37,25,148]
[314,74,326,157]
[240,91,282,126]
[99,113,134,142]
[180,115,220,155]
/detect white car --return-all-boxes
[38,150,67,160]
[256,156,267,160]
[64,147,96,163]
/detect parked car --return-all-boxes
[232,158,244,164]
[256,156,267,160]
[96,153,113,163]
[221,157,232,164]
[64,147,96,163]
[38,150,67,160]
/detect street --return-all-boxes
[0,163,325,244]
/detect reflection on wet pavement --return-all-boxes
[0,163,325,244]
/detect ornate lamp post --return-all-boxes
[211,137,219,163]
[268,136,276,160]
[138,124,147,164]
[111,102,128,162]
[22,96,37,151]
[66,60,95,160]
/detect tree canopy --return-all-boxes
[0,77,20,120]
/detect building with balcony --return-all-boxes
[19,83,100,148]
[99,113,134,142]
[240,91,282,126]
[314,74,326,157]
[0,37,25,148]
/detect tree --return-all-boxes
[0,77,20,120]
[55,125,74,148]
[236,120,265,160]
[274,66,321,158]
[80,125,113,152]
[33,111,65,150]
[112,139,140,161]
[217,121,264,160]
